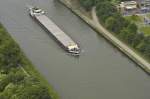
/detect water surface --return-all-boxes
[0,0,150,99]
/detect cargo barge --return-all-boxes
[29,7,80,55]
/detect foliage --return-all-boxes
[0,24,52,99]
[139,26,150,36]
[79,0,95,11]
[16,84,51,99]
[96,1,117,22]
[125,15,142,23]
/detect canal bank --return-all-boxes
[58,0,150,74]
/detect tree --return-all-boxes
[127,23,138,34]
[119,27,136,43]
[139,36,150,58]
[79,0,95,11]
[105,17,116,32]
[9,70,25,84]
[131,33,144,47]
[96,1,117,22]
[0,40,23,72]
[0,94,10,99]
[16,84,51,99]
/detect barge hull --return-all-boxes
[34,15,77,50]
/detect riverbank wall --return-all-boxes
[58,0,150,74]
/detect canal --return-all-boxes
[0,0,150,99]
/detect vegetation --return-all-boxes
[125,15,142,23]
[125,14,150,36]
[79,0,95,11]
[0,23,58,99]
[79,0,150,60]
[140,26,150,36]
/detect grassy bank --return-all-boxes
[0,23,59,99]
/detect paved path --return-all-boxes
[91,7,150,73]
